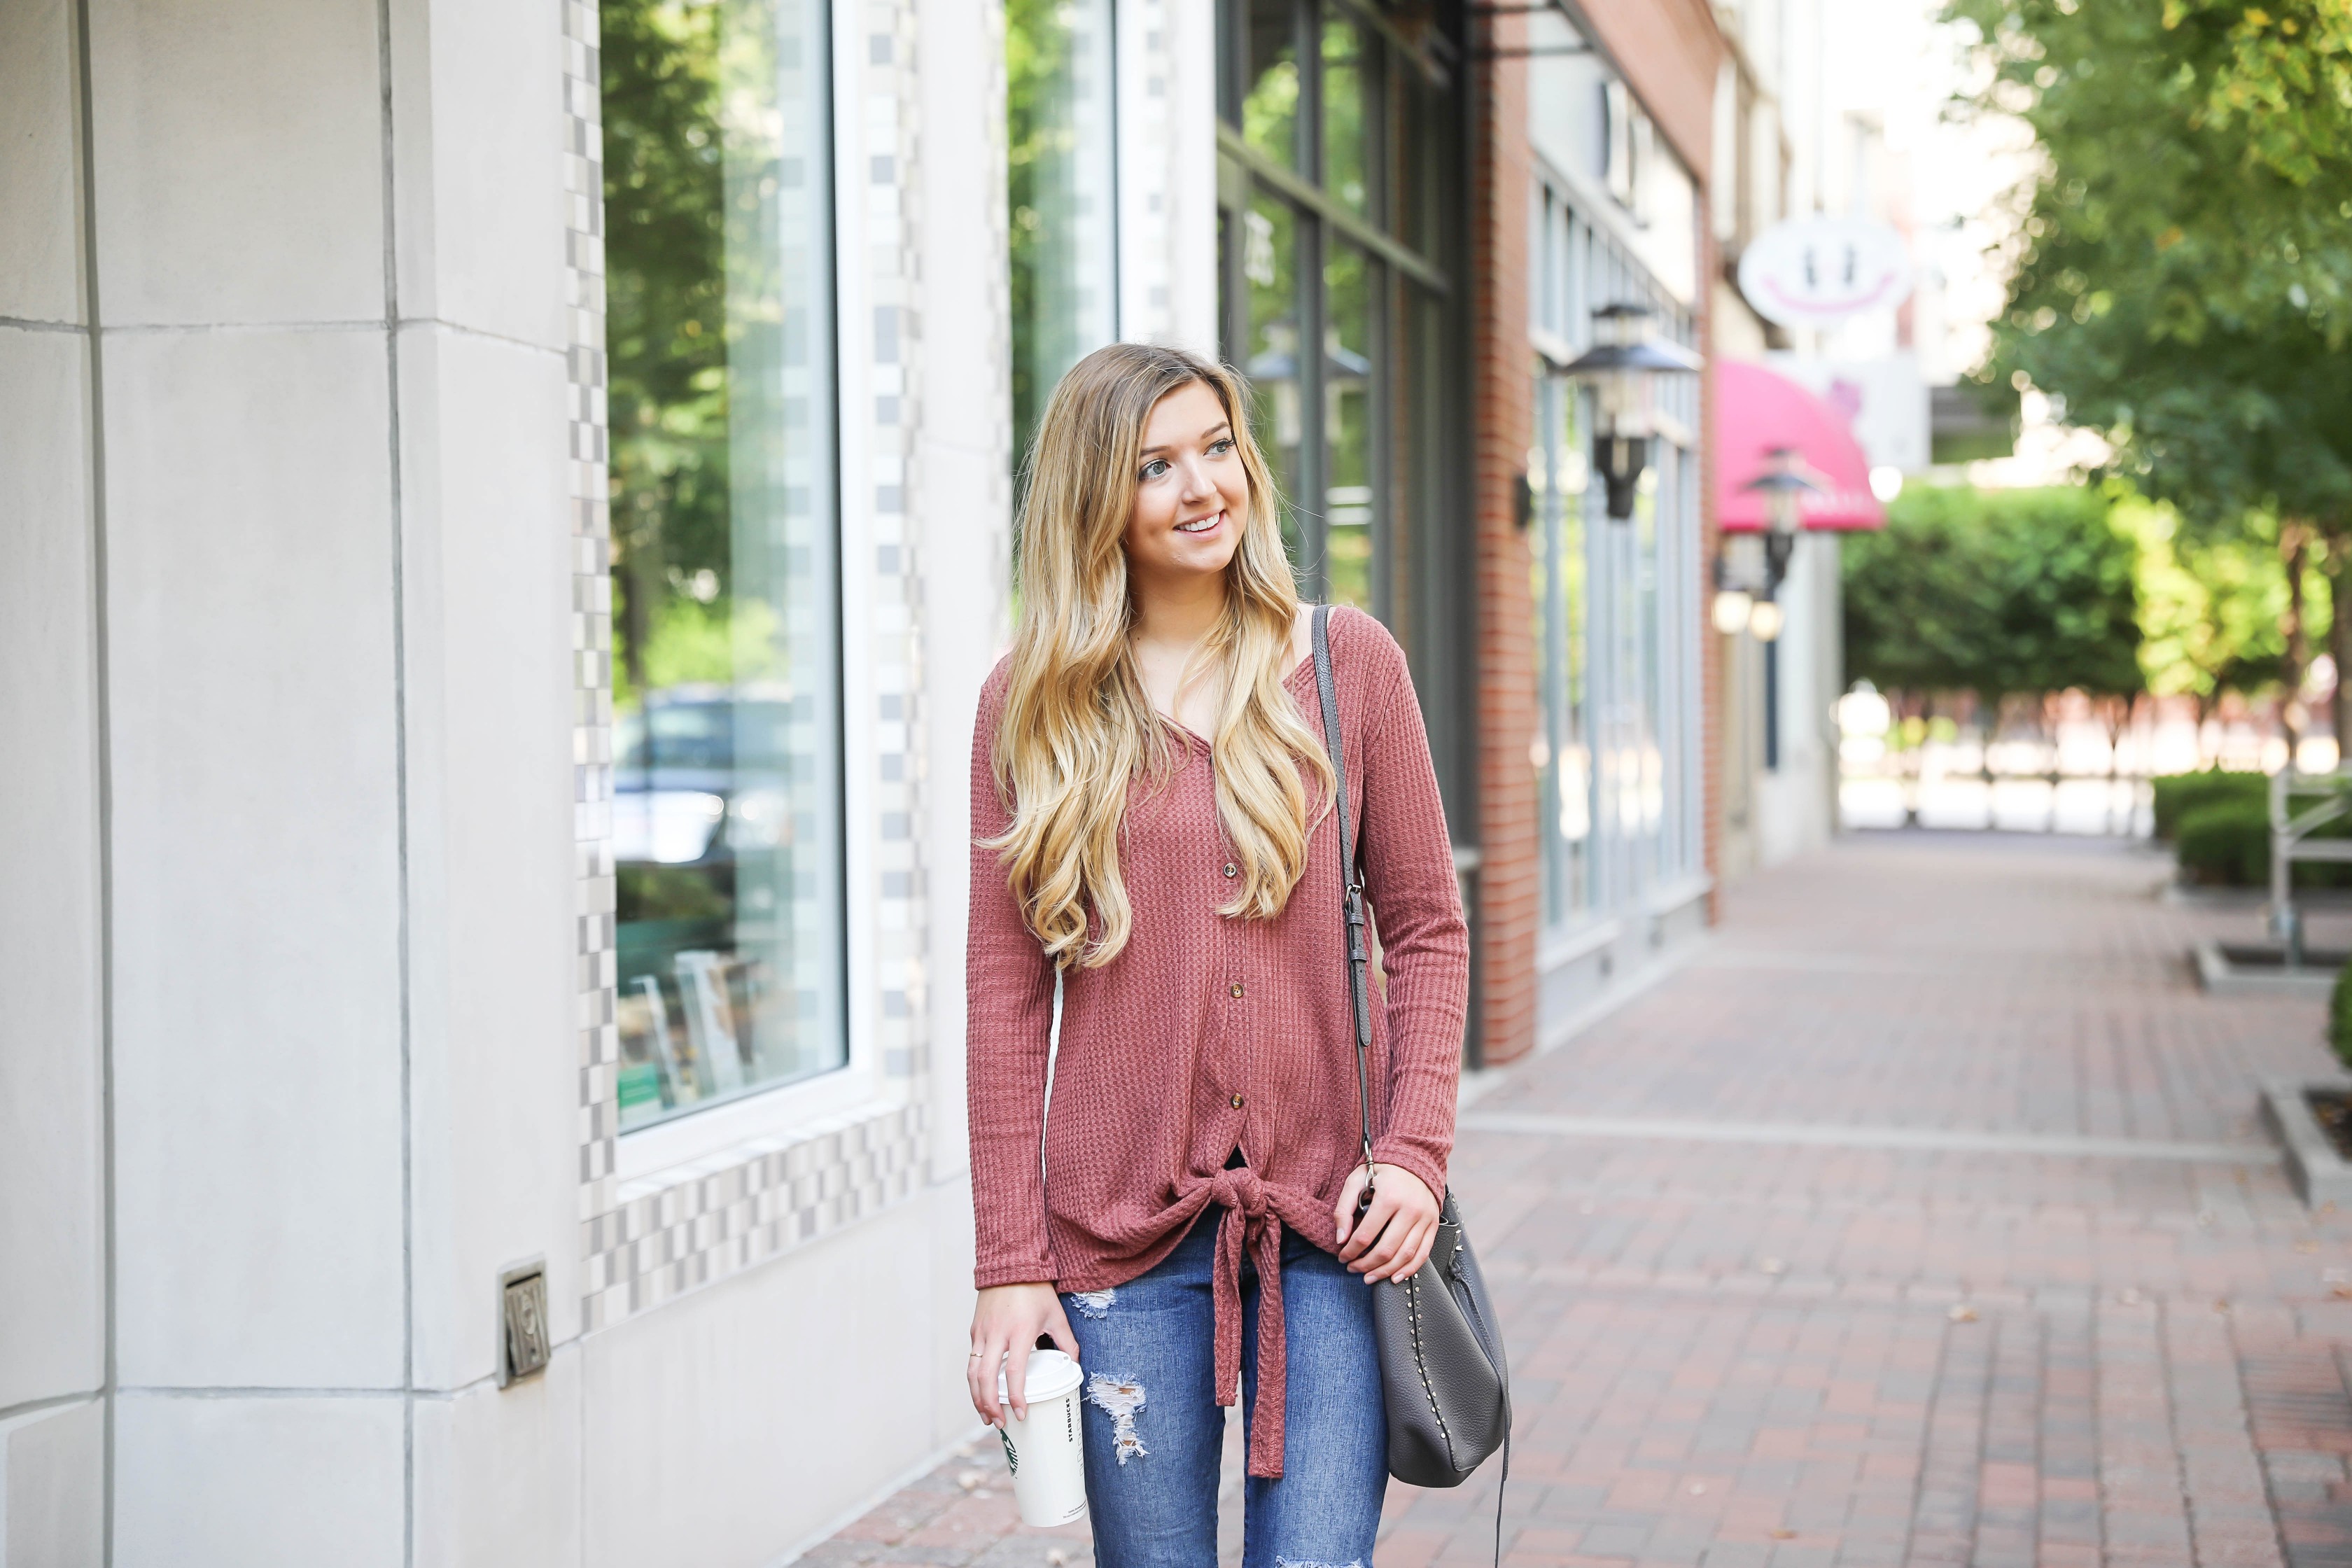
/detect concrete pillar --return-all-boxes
[88,0,405,1559]
[1,0,580,1560]
[0,0,107,1557]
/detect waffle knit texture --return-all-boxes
[965,606,1471,1477]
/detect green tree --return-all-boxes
[2124,494,2332,720]
[1945,0,2352,738]
[1987,274,2352,735]
[602,0,733,702]
[1945,0,2352,340]
[1844,484,2143,713]
[1008,0,1102,479]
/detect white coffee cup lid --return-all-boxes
[997,1348,1082,1404]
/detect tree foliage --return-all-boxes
[1008,0,1096,474]
[2124,495,2329,710]
[2171,1,2352,192]
[602,0,733,701]
[1942,0,2352,528]
[1945,0,2352,348]
[1844,485,2143,703]
[1944,0,2352,732]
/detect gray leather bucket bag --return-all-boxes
[1310,606,1512,1493]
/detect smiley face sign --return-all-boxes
[1736,215,1914,329]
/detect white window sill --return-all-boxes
[1539,916,1623,976]
[1645,872,1713,920]
[616,1067,896,1190]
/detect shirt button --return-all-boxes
[1229,982,1245,998]
[1223,862,1238,878]
[1230,1093,1245,1109]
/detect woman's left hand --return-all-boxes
[1332,1163,1441,1284]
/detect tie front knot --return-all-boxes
[1210,1166,1267,1218]
[1198,1162,1290,1478]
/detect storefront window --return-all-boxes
[1322,239,1376,608]
[1241,0,1301,171]
[1632,482,1666,860]
[1533,375,1592,924]
[1219,0,1452,624]
[1320,7,1373,218]
[1008,0,1117,475]
[1531,188,1700,930]
[603,0,844,1131]
[1242,191,1305,556]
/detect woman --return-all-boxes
[964,342,1470,1568]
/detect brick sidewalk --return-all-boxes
[807,834,2352,1568]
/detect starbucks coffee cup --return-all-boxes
[995,1349,1087,1527]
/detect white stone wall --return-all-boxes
[0,0,1023,1560]
[0,0,106,1559]
[1,0,580,1560]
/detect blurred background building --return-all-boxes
[0,0,1939,1560]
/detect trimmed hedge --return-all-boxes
[2167,780,2352,887]
[2151,768,2267,841]
[2174,799,2273,886]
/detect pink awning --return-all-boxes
[1714,360,1886,531]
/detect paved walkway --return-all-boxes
[810,834,2352,1568]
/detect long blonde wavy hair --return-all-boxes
[987,342,1336,971]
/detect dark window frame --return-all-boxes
[1212,0,1458,624]
[1215,0,1476,1060]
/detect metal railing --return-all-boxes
[2270,768,2352,967]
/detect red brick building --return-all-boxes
[1460,0,1726,1063]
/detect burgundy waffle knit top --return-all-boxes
[965,606,1470,1478]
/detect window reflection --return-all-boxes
[1218,0,1451,633]
[1323,240,1376,609]
[1009,0,1117,472]
[1634,488,1664,844]
[604,0,844,1131]
[1320,6,1373,218]
[1397,67,1445,257]
[1527,191,1700,920]
[1242,0,1301,170]
[1242,192,1304,565]
[1533,374,1593,924]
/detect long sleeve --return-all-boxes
[1348,613,1469,1203]
[965,671,1063,1289]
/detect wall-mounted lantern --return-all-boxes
[1718,446,1820,642]
[1560,302,1702,520]
[1743,445,1814,578]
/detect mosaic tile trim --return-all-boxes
[586,1102,927,1315]
[572,0,938,1334]
[865,0,928,1091]
[1119,0,1175,340]
[564,0,620,1231]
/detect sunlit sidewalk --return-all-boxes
[805,834,2352,1568]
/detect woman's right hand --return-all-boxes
[968,1283,1080,1427]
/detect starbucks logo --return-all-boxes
[998,1429,1019,1476]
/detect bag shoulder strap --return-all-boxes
[1322,607,1509,1562]
[1310,605,1377,1166]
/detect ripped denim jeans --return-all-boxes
[1063,1210,1386,1568]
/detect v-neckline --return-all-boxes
[1157,649,1321,750]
